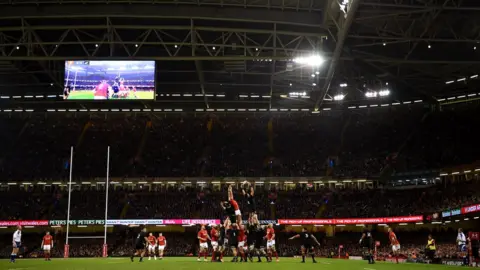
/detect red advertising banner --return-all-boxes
[0,220,49,226]
[461,204,480,214]
[278,215,423,225]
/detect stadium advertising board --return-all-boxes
[462,204,480,214]
[0,220,49,226]
[278,215,423,225]
[49,220,105,226]
[442,208,461,217]
[64,60,155,100]
[106,219,220,225]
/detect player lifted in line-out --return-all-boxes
[388,227,400,264]
[157,233,167,260]
[289,227,320,263]
[360,228,375,264]
[41,231,53,261]
[266,223,279,262]
[228,185,242,226]
[147,233,157,260]
[11,225,22,263]
[131,226,149,263]
[210,224,220,262]
[197,225,211,262]
[242,181,257,223]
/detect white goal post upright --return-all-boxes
[103,146,111,257]
[64,146,74,258]
[64,146,111,258]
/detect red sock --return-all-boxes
[274,251,278,259]
[211,251,216,261]
[396,256,398,263]
[198,252,201,259]
[204,252,207,259]
[220,252,224,260]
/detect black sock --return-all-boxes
[311,255,315,261]
[302,255,305,262]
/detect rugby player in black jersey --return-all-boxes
[220,201,236,225]
[360,228,375,264]
[242,181,257,223]
[253,224,270,262]
[131,226,149,262]
[227,222,240,262]
[245,219,257,262]
[288,227,320,263]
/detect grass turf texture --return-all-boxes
[0,257,454,270]
[66,90,154,100]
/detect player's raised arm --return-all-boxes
[311,234,321,246]
[289,234,300,240]
[228,185,234,201]
[220,202,226,210]
[359,233,366,244]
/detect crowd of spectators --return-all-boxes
[1,179,479,221]
[0,102,479,179]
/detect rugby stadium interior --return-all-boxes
[0,0,480,269]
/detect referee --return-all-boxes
[289,227,320,263]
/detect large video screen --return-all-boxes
[64,60,155,100]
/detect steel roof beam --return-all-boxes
[348,35,479,43]
[0,5,324,27]
[0,0,324,13]
[314,0,361,110]
[361,2,480,11]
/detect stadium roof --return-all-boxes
[0,0,479,113]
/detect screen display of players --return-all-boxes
[63,60,155,100]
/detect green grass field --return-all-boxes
[67,90,154,100]
[0,257,456,270]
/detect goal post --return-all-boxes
[64,146,111,258]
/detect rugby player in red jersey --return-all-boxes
[157,233,167,260]
[238,224,248,262]
[228,185,242,226]
[197,225,211,262]
[266,223,279,262]
[388,228,400,264]
[147,233,157,260]
[41,231,53,261]
[93,80,111,100]
[210,225,220,262]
